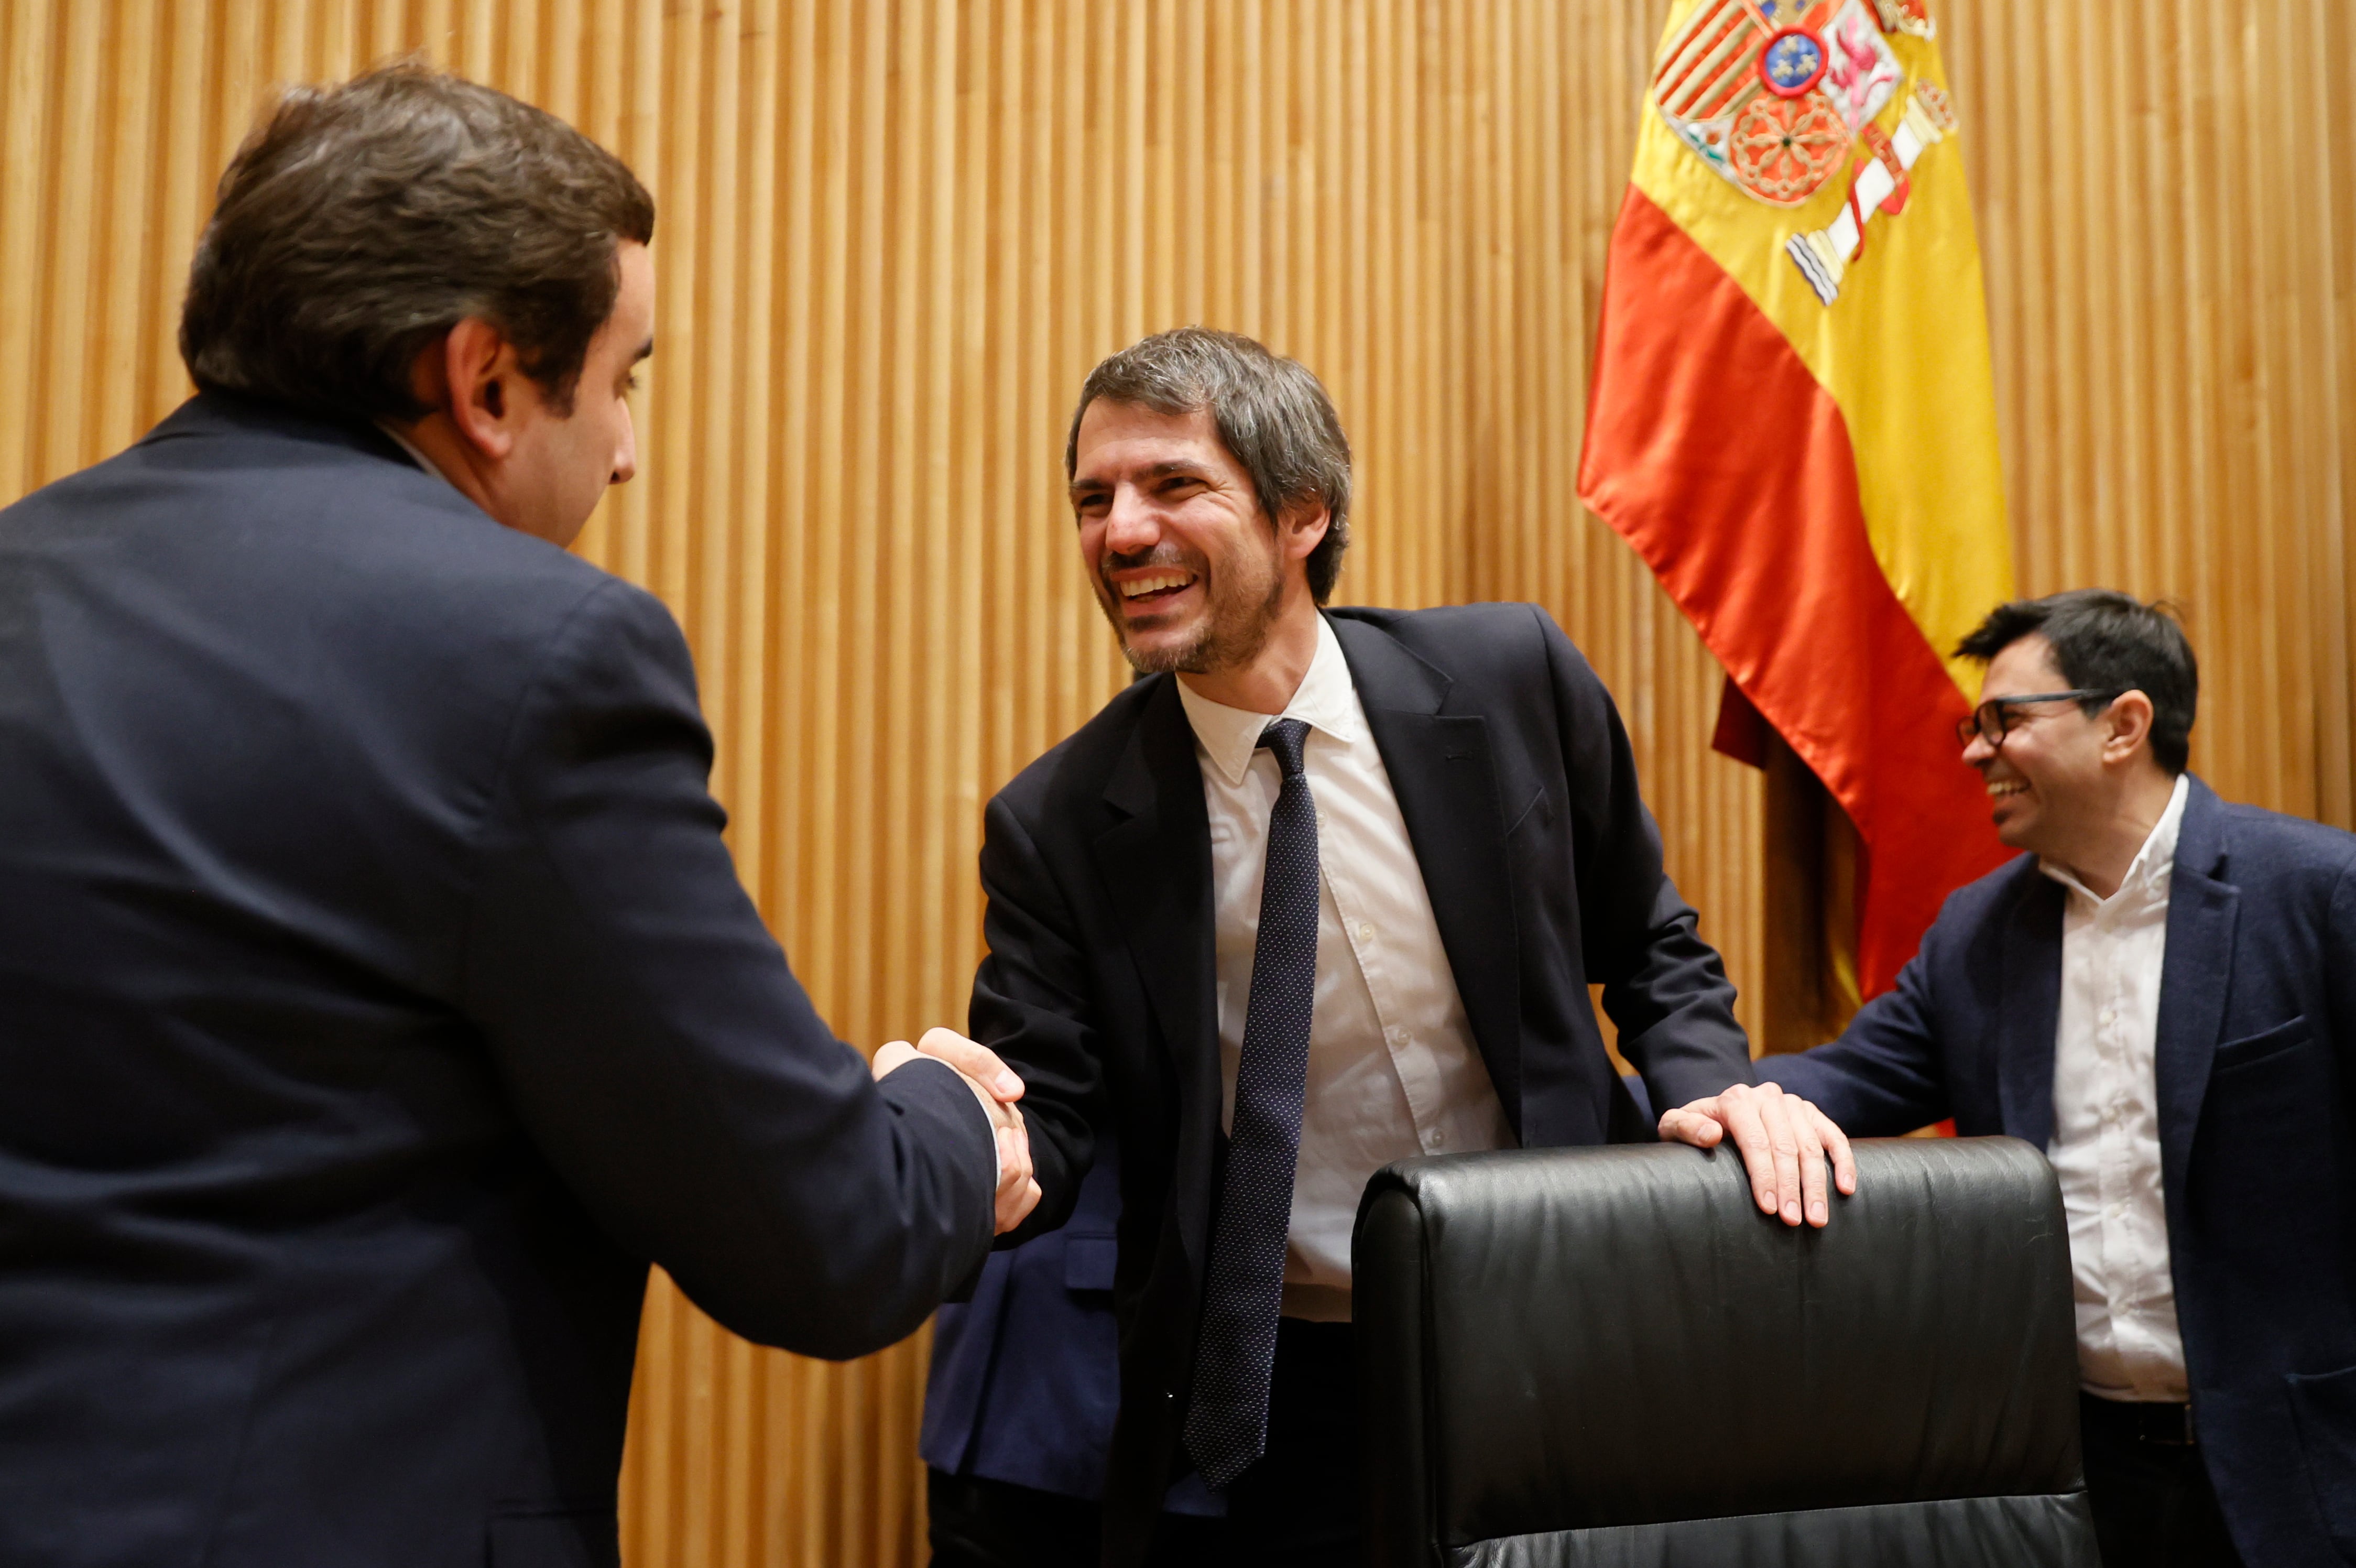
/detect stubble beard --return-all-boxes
[1099,546,1286,679]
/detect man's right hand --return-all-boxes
[874,1028,1042,1234]
[1659,1081,1855,1227]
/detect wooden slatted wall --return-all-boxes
[0,2,2346,1562]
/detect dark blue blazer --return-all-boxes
[970,605,1750,1563]
[918,1079,1657,1509]
[0,396,998,1567]
[922,1145,1125,1500]
[920,1136,1229,1519]
[1761,777,2356,1568]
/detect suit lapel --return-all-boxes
[1997,871,2065,1150]
[1330,617,1524,1128]
[1088,678,1221,1222]
[2154,779,2237,1184]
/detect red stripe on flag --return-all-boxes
[1577,187,2010,997]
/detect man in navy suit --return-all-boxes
[920,1074,1664,1566]
[1759,590,2356,1568]
[921,1139,1228,1567]
[0,66,1035,1567]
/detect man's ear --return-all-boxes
[2103,689,2156,763]
[1278,497,1332,563]
[430,317,521,462]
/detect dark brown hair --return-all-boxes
[1066,328,1354,603]
[1956,590,2199,773]
[179,61,655,421]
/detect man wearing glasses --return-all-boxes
[1760,589,2356,1568]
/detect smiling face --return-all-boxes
[1962,634,2121,856]
[1068,399,1295,676]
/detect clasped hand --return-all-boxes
[872,1027,1042,1235]
[870,1041,1850,1237]
[1659,1082,1857,1227]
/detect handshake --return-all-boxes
[874,1029,1043,1235]
[875,1025,1861,1240]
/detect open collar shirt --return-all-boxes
[1177,615,1514,1322]
[2042,772,2191,1401]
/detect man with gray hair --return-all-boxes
[967,328,1852,1565]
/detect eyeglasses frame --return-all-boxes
[1956,688,2127,752]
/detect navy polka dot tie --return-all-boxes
[1183,717,1319,1489]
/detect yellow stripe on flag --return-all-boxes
[1628,3,2011,701]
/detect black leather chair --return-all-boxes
[1354,1137,2098,1567]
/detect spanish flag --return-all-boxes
[1577,0,2012,998]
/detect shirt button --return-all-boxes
[1357,922,1375,942]
[2100,1007,2117,1026]
[1422,1129,1444,1152]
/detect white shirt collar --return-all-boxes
[1176,615,1362,785]
[2040,772,2191,909]
[374,421,461,494]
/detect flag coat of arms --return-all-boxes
[1577,0,2013,998]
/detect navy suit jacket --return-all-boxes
[0,395,998,1567]
[969,604,1751,1564]
[919,1076,1659,1515]
[1761,777,2356,1567]
[922,1144,1127,1501]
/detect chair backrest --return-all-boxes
[1352,1137,2099,1568]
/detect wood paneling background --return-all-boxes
[0,2,2346,1563]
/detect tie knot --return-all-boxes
[1257,717,1310,779]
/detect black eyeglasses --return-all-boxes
[1956,689,2125,750]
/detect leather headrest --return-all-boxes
[1354,1137,2080,1547]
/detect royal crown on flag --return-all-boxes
[1653,0,1949,304]
[1589,0,2011,1007]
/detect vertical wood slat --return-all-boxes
[0,2,2347,1561]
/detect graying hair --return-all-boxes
[1065,328,1353,603]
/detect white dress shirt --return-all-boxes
[2043,772,2191,1401]
[1177,616,1515,1323]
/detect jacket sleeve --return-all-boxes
[2328,855,2356,1115]
[1537,606,1754,1112]
[456,579,997,1360]
[1755,919,1954,1136]
[965,793,1100,1246]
